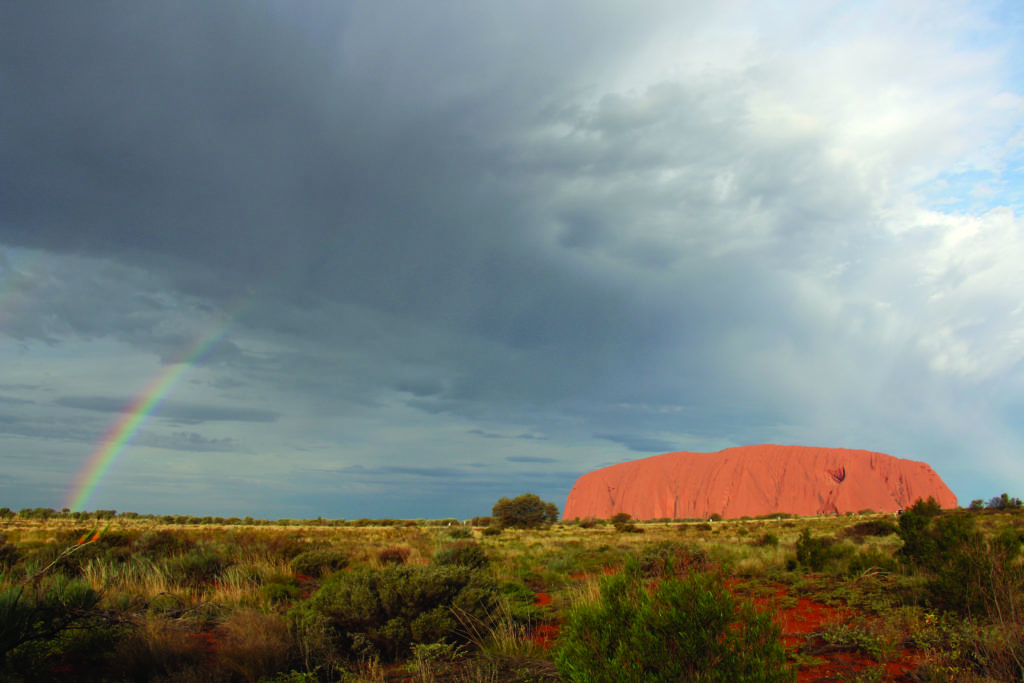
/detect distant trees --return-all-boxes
[491,493,559,529]
[988,493,1023,510]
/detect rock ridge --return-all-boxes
[562,444,957,520]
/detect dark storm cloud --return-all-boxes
[54,396,278,424]
[0,2,646,310]
[1,1,1021,517]
[1,1,737,396]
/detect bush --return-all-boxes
[554,564,794,682]
[378,546,412,565]
[289,550,349,578]
[480,526,502,537]
[0,574,104,664]
[610,512,642,533]
[841,519,899,541]
[491,493,559,529]
[447,526,473,539]
[261,579,302,605]
[906,496,942,518]
[898,512,1024,616]
[794,529,850,572]
[169,547,230,587]
[636,543,710,578]
[433,541,489,570]
[290,564,513,662]
[751,533,779,548]
[847,548,899,575]
[988,493,1023,510]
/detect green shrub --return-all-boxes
[169,547,230,587]
[841,519,899,541]
[289,550,349,578]
[447,526,473,539]
[378,546,412,565]
[290,564,511,662]
[261,579,302,605]
[433,541,488,570]
[847,548,899,575]
[751,533,780,548]
[480,526,502,537]
[554,564,794,682]
[794,529,854,572]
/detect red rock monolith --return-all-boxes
[562,445,957,520]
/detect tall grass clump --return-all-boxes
[554,563,794,683]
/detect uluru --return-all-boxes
[563,445,957,520]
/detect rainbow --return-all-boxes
[64,300,248,512]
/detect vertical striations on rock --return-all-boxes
[562,445,957,520]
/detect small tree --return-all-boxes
[491,493,559,529]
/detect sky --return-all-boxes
[1,1,1023,520]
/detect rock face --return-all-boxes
[562,445,957,520]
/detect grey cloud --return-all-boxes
[395,379,445,398]
[54,396,278,424]
[136,431,239,453]
[332,465,468,480]
[0,395,35,406]
[468,430,548,441]
[506,455,558,463]
[596,433,678,454]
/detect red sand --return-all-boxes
[563,444,957,520]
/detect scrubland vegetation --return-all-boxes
[1,496,1022,682]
